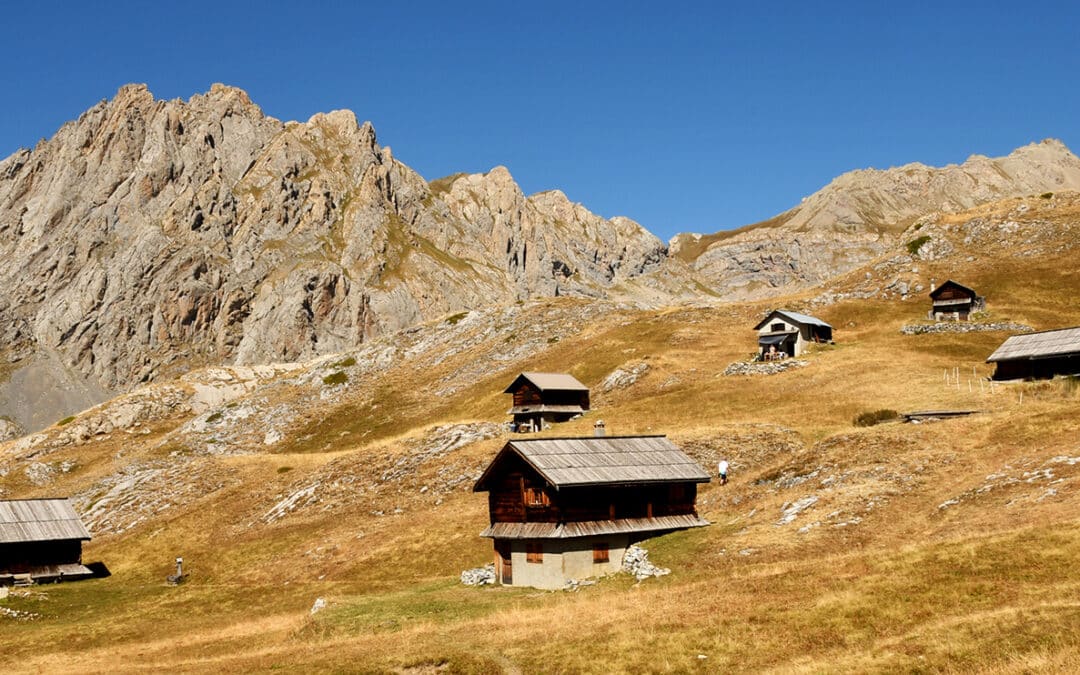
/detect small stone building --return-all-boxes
[504,372,590,432]
[929,280,985,321]
[473,435,710,590]
[0,498,94,584]
[987,326,1080,381]
[753,310,833,359]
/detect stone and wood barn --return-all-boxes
[0,498,94,584]
[504,372,590,432]
[473,435,710,589]
[753,310,833,359]
[929,280,985,321]
[987,326,1080,381]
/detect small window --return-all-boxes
[593,543,610,564]
[526,541,543,564]
[525,487,549,508]
[771,322,785,332]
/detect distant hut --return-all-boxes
[0,498,94,584]
[986,326,1080,381]
[753,310,833,359]
[929,280,985,321]
[504,372,590,432]
[473,435,710,589]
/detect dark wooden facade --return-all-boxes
[483,452,699,525]
[987,326,1080,381]
[929,280,985,321]
[0,498,94,584]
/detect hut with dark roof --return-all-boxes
[929,280,985,321]
[0,498,94,584]
[504,372,590,432]
[987,326,1080,381]
[473,435,710,589]
[753,310,833,359]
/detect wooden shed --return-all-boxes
[0,498,94,584]
[929,280,985,321]
[504,372,590,432]
[473,435,710,589]
[987,326,1080,381]
[753,310,833,359]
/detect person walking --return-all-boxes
[718,459,729,485]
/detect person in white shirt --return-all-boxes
[718,459,729,485]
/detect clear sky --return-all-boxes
[2,1,1078,241]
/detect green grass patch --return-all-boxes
[57,416,76,426]
[446,312,469,326]
[206,412,223,423]
[330,356,357,368]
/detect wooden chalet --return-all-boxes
[987,326,1080,381]
[753,310,833,359]
[0,498,94,584]
[929,280,985,321]
[473,435,710,589]
[504,372,590,432]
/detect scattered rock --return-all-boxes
[600,362,649,392]
[622,544,670,580]
[900,322,1033,335]
[722,360,809,376]
[460,564,495,586]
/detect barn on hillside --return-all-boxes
[986,326,1080,381]
[929,280,985,321]
[753,310,833,359]
[473,435,710,589]
[504,372,590,432]
[0,498,94,584]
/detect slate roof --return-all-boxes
[474,435,711,491]
[986,326,1080,362]
[479,514,710,539]
[503,372,589,393]
[754,310,832,330]
[0,499,92,544]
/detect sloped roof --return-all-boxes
[986,326,1080,362]
[474,435,711,490]
[0,498,91,544]
[503,372,589,393]
[479,514,710,539]
[754,310,832,330]
[929,279,978,299]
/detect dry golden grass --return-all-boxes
[3,196,1080,672]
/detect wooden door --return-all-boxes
[495,540,512,584]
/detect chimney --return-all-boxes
[930,278,936,292]
[176,557,183,578]
[594,420,606,437]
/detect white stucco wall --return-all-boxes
[757,318,807,356]
[505,535,630,590]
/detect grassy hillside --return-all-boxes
[2,194,1079,673]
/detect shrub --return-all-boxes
[331,356,357,368]
[277,466,293,474]
[446,311,469,325]
[206,412,223,423]
[906,235,931,257]
[853,409,899,427]
[323,371,348,386]
[1040,192,1054,199]
[57,415,76,426]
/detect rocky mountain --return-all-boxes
[2,83,1078,432]
[671,139,1080,298]
[0,84,686,431]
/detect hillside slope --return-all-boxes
[2,193,1079,672]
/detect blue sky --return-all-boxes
[2,1,1078,240]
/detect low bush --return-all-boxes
[323,371,348,386]
[853,409,899,427]
[906,235,931,256]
